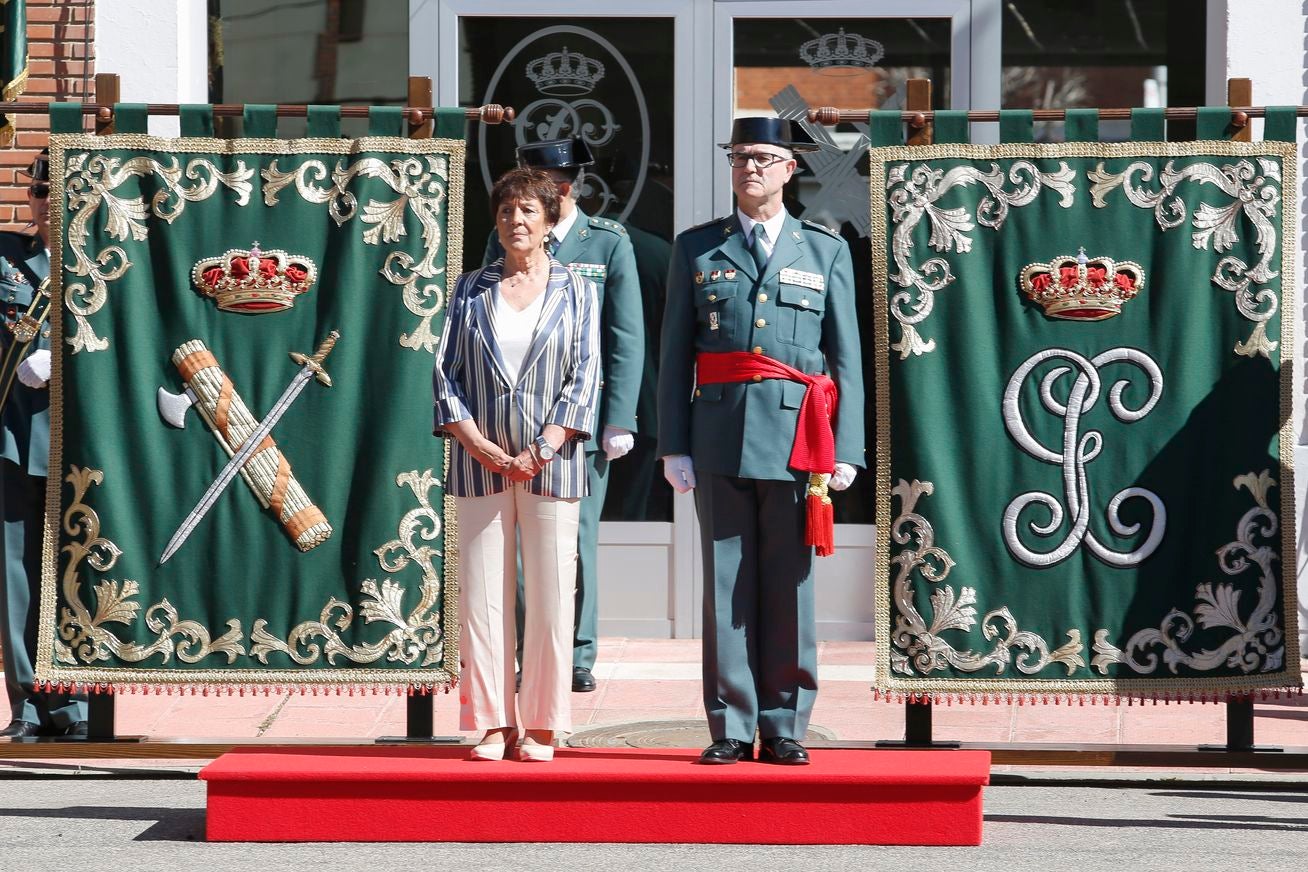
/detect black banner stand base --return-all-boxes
[376,693,463,745]
[1197,700,1284,754]
[874,701,961,750]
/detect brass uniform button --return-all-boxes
[751,374,763,383]
[801,298,810,307]
[707,293,717,301]
[752,346,763,354]
[757,293,768,302]
[695,389,702,397]
[755,318,766,328]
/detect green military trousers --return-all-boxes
[695,471,817,743]
[0,460,87,729]
[517,448,609,671]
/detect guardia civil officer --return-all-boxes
[0,150,88,738]
[657,118,864,764]
[483,137,644,692]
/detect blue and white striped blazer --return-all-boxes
[433,259,601,499]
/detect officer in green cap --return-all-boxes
[483,137,644,693]
[0,149,88,738]
[657,117,864,765]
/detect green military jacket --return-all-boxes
[483,209,645,450]
[656,211,865,481]
[0,231,50,477]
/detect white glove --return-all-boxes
[601,426,635,461]
[828,462,857,491]
[17,349,50,389]
[662,454,697,493]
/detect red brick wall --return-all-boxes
[0,0,96,230]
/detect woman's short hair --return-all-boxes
[490,167,561,226]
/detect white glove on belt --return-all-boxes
[829,462,857,491]
[17,349,50,389]
[601,426,635,461]
[662,454,697,493]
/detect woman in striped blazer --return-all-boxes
[433,167,600,762]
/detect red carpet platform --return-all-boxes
[199,746,989,844]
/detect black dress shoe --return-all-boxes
[698,738,754,764]
[759,737,810,765]
[59,721,88,738]
[572,667,597,693]
[0,721,39,739]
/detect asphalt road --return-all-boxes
[0,777,1305,871]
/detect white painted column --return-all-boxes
[94,0,209,137]
[1211,0,1308,653]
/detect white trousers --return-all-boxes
[455,485,580,733]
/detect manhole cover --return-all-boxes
[567,719,837,748]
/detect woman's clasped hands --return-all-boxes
[471,437,543,482]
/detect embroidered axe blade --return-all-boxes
[158,382,271,510]
[158,330,340,565]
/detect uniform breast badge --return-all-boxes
[694,271,705,284]
[1020,248,1143,321]
[779,267,826,292]
[724,269,737,281]
[708,311,720,331]
[570,262,608,280]
[709,269,721,281]
[191,241,317,314]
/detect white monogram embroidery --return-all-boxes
[1002,347,1167,568]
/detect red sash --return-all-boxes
[696,351,838,556]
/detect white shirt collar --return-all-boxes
[550,208,580,247]
[736,207,787,249]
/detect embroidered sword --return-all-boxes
[158,330,340,565]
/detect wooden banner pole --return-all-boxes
[0,100,513,123]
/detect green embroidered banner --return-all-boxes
[0,0,28,145]
[37,129,465,690]
[870,140,1300,699]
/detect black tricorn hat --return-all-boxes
[516,137,595,170]
[718,117,819,153]
[18,148,49,182]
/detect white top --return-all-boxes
[492,285,546,385]
[737,207,787,258]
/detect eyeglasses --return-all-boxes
[27,183,48,200]
[726,151,790,169]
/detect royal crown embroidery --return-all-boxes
[1020,248,1143,322]
[191,242,317,314]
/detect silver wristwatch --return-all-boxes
[533,435,556,462]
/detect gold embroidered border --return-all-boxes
[36,461,460,688]
[49,134,465,355]
[870,139,1301,696]
[38,134,465,688]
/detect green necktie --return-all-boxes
[751,226,768,273]
[547,232,560,257]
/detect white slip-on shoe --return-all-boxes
[515,736,554,762]
[469,729,517,761]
